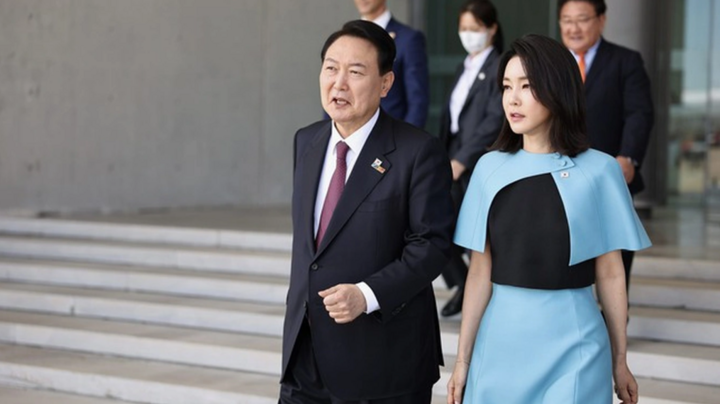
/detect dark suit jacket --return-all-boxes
[439,49,504,187]
[282,111,454,400]
[584,38,654,194]
[383,18,429,128]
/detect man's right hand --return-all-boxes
[616,156,636,184]
[318,284,366,324]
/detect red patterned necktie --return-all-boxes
[316,141,350,248]
[578,52,586,82]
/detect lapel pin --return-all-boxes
[371,158,386,174]
[389,32,396,39]
[478,72,486,81]
[560,171,569,178]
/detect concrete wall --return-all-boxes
[0,0,409,213]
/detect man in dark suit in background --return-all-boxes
[558,0,654,293]
[279,20,454,404]
[354,0,429,128]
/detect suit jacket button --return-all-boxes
[311,263,319,271]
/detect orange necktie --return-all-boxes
[578,52,586,83]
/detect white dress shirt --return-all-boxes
[314,109,381,313]
[449,46,494,134]
[366,9,392,30]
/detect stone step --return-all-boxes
[0,310,281,376]
[0,341,716,404]
[4,256,720,317]
[0,338,450,403]
[0,344,279,404]
[629,306,720,346]
[633,256,720,282]
[0,258,288,304]
[628,339,720,386]
[0,283,458,352]
[2,217,720,282]
[2,281,720,352]
[0,236,290,277]
[1,297,720,389]
[0,283,455,355]
[631,276,720,312]
[0,216,291,252]
[0,283,285,337]
[0,385,133,403]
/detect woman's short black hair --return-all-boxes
[557,0,607,17]
[459,0,504,53]
[491,34,589,156]
[320,20,396,75]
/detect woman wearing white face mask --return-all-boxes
[438,0,505,318]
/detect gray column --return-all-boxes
[603,0,668,207]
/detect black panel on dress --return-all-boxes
[488,174,595,290]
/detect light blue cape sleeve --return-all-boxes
[453,152,506,253]
[563,152,651,263]
[453,149,651,263]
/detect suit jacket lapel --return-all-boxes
[386,18,399,37]
[462,50,497,113]
[315,112,395,256]
[584,39,609,92]
[298,122,331,255]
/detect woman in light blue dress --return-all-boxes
[446,34,649,404]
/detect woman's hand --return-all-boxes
[613,362,638,404]
[447,360,469,404]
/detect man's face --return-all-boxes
[354,0,387,19]
[320,35,393,137]
[559,1,606,54]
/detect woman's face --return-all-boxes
[458,12,487,33]
[457,12,495,55]
[502,56,551,139]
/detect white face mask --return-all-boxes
[459,31,488,55]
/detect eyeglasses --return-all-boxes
[559,15,598,28]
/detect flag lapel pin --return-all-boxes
[371,158,386,174]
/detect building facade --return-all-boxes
[0,0,717,218]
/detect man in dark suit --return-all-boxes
[559,0,654,292]
[279,20,454,403]
[354,0,429,128]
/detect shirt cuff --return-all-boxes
[356,282,380,314]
